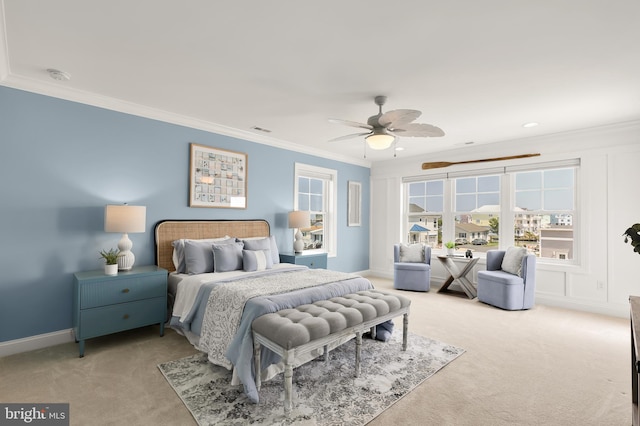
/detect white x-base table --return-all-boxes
[437,255,479,299]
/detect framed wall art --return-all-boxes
[189,143,247,208]
[348,180,361,227]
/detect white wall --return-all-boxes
[369,121,640,318]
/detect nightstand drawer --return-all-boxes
[279,252,328,269]
[78,297,165,340]
[80,275,165,309]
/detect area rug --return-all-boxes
[158,332,464,425]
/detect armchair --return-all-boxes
[477,248,536,310]
[393,244,432,292]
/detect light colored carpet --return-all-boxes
[0,276,630,425]
[158,332,463,425]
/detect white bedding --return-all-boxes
[170,263,306,321]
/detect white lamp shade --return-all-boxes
[366,133,394,150]
[105,205,146,233]
[288,210,310,229]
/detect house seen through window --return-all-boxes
[404,162,578,262]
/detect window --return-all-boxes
[294,163,337,256]
[514,168,575,260]
[406,179,443,248]
[403,160,579,262]
[454,175,500,247]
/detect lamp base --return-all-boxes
[117,233,135,271]
[293,229,304,253]
[117,251,135,271]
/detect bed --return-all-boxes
[154,219,374,403]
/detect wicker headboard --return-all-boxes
[154,219,271,272]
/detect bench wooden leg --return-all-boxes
[355,331,362,377]
[283,355,294,413]
[403,313,409,351]
[253,337,262,390]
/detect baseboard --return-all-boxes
[367,271,628,319]
[535,294,628,319]
[0,329,75,358]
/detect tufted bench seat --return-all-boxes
[251,289,411,412]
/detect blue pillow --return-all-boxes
[174,236,231,273]
[183,240,218,275]
[243,249,273,272]
[212,242,244,272]
[240,235,280,265]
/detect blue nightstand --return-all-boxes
[72,265,168,357]
[279,252,328,269]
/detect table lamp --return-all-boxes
[288,210,310,253]
[104,204,146,270]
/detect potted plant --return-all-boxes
[623,224,640,255]
[99,248,121,275]
[445,241,455,256]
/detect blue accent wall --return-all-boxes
[0,86,370,342]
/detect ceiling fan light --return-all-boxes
[366,133,394,150]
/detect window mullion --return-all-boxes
[501,172,514,249]
[443,178,454,245]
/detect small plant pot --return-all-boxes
[104,264,118,276]
[447,248,455,256]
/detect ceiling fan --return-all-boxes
[329,95,445,151]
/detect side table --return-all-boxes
[437,255,479,299]
[72,265,168,357]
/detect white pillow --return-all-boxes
[399,243,425,263]
[501,246,527,275]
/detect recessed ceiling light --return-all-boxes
[395,147,405,151]
[46,68,71,81]
[522,122,539,128]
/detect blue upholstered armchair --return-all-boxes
[393,244,431,292]
[477,248,536,310]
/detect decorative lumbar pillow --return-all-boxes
[239,236,280,265]
[243,249,273,272]
[212,242,244,272]
[173,236,231,273]
[501,246,528,275]
[399,243,425,263]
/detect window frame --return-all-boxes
[294,163,337,257]
[405,178,445,248]
[402,160,580,264]
[511,167,578,264]
[453,174,502,248]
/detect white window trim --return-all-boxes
[294,163,337,257]
[403,159,580,265]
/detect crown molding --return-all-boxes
[0,73,371,169]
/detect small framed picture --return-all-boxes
[189,143,247,208]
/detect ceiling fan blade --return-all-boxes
[391,123,445,137]
[328,132,371,142]
[378,109,421,127]
[328,118,372,131]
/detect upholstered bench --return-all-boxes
[251,290,411,412]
